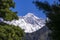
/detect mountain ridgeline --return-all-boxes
[0,13,49,40]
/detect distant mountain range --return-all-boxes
[0,13,49,40]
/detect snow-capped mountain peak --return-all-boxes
[24,13,40,19]
[25,13,34,17]
[1,13,45,33]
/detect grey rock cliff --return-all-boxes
[23,26,50,40]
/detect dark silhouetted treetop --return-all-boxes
[33,0,60,40]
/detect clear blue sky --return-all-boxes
[11,0,56,19]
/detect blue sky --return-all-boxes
[11,0,56,19]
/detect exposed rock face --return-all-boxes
[23,26,49,40]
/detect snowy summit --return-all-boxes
[2,13,45,33]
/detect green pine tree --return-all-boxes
[0,0,25,40]
[0,0,18,21]
[33,0,60,40]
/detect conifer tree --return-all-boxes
[33,0,60,40]
[0,0,25,40]
[0,0,18,21]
